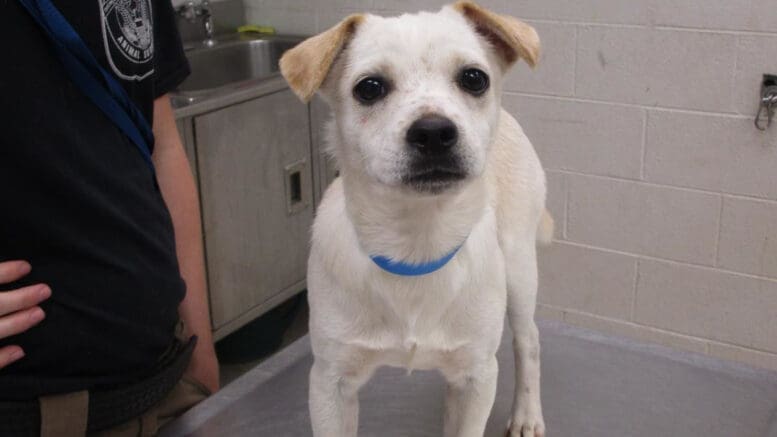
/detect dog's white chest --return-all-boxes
[308,196,507,371]
[372,257,506,370]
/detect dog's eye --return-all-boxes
[353,77,388,104]
[458,68,490,95]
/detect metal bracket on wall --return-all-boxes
[755,74,777,131]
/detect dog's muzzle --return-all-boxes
[404,115,467,193]
[406,115,458,155]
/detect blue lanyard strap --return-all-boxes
[18,0,155,170]
[370,244,463,276]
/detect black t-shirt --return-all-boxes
[0,0,190,400]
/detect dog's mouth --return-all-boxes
[402,159,468,194]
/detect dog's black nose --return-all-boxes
[406,115,458,155]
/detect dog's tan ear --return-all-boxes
[452,1,540,68]
[279,14,365,102]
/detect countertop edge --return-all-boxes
[173,75,292,119]
[159,335,312,437]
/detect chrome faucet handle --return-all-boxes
[177,0,216,45]
[203,15,215,40]
[177,0,197,22]
[199,0,216,44]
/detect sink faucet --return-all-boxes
[178,0,216,47]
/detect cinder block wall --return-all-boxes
[243,0,777,370]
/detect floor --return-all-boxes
[216,293,310,386]
[164,320,777,437]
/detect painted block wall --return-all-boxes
[243,0,777,371]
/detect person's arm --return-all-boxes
[152,94,219,393]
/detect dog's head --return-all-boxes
[280,1,539,195]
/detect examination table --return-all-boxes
[161,321,777,437]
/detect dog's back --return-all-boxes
[489,109,551,246]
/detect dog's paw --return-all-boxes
[505,421,545,437]
[505,411,545,437]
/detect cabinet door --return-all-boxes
[194,90,312,329]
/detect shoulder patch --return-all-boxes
[100,0,154,81]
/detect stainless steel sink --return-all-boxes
[173,35,303,106]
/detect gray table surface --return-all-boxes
[161,320,777,437]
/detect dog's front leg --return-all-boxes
[442,356,498,437]
[504,239,545,437]
[309,357,371,437]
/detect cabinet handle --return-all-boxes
[284,159,310,215]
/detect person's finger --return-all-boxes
[0,261,31,284]
[0,345,25,370]
[0,284,50,317]
[0,306,45,339]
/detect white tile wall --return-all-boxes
[504,96,644,178]
[246,0,777,371]
[749,0,777,34]
[649,0,757,31]
[374,0,450,13]
[503,22,577,96]
[500,0,652,25]
[644,110,777,199]
[717,197,777,279]
[563,310,710,355]
[245,4,315,35]
[566,175,720,264]
[650,0,777,33]
[575,27,738,112]
[538,242,637,318]
[634,260,777,352]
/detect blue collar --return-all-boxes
[370,244,463,276]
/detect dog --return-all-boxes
[280,2,551,436]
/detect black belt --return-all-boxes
[0,336,196,436]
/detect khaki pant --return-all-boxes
[38,376,210,437]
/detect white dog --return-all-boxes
[280,2,552,436]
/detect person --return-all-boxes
[0,0,219,435]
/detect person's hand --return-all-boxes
[0,260,50,369]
